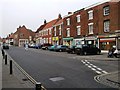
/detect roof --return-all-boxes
[9,34,14,39]
[54,19,63,26]
[36,24,46,33]
[42,19,58,30]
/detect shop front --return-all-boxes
[63,37,73,46]
[52,37,59,45]
[85,36,98,46]
[98,35,116,50]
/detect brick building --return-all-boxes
[52,14,63,45]
[13,25,35,47]
[62,0,120,50]
[36,14,63,45]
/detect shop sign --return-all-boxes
[52,37,59,41]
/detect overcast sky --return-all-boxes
[0,0,105,38]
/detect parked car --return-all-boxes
[3,43,9,49]
[35,44,42,49]
[28,44,36,48]
[54,45,68,52]
[66,45,76,54]
[75,44,101,55]
[41,43,52,50]
[48,45,57,51]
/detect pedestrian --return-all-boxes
[25,43,28,50]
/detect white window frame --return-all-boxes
[103,6,110,16]
[54,27,56,36]
[104,20,110,32]
[88,10,93,20]
[76,15,81,23]
[59,25,62,35]
[88,23,94,34]
[67,18,70,25]
[76,26,81,35]
[67,28,70,37]
[49,28,51,35]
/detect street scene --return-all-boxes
[0,0,120,90]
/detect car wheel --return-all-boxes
[97,51,100,55]
[84,51,87,55]
[59,49,62,52]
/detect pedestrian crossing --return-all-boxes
[81,60,108,75]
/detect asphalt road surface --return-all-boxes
[5,46,118,89]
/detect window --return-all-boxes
[20,33,24,38]
[54,27,56,36]
[67,18,70,25]
[67,28,70,37]
[103,6,110,16]
[76,26,81,35]
[104,20,110,32]
[59,25,62,35]
[49,38,51,44]
[88,23,94,34]
[76,15,80,23]
[49,29,52,35]
[88,10,93,20]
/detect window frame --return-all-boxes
[88,23,94,34]
[104,20,110,32]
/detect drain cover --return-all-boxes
[49,77,64,82]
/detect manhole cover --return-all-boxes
[49,77,64,82]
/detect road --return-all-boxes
[5,46,119,88]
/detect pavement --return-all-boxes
[0,47,120,89]
[0,48,35,90]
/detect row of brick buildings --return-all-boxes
[36,0,120,50]
[3,0,120,50]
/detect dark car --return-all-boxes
[3,44,9,49]
[75,44,101,55]
[66,45,76,54]
[54,45,68,52]
[41,43,52,50]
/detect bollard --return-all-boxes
[36,82,41,90]
[2,49,5,59]
[5,55,7,65]
[10,60,13,74]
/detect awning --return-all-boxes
[63,37,73,41]
[100,38,115,42]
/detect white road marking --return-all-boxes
[88,65,92,68]
[95,71,102,74]
[81,60,108,75]
[102,71,108,74]
[49,77,64,82]
[92,65,97,68]
[91,68,96,71]
[97,68,102,71]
